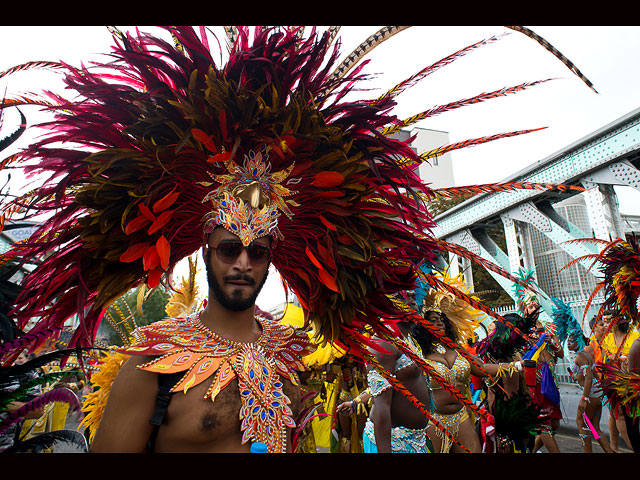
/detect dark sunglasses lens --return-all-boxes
[216,242,243,262]
[214,241,271,264]
[247,244,271,264]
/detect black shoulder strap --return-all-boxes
[146,371,182,453]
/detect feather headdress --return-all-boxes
[596,362,640,418]
[513,267,540,315]
[473,311,538,362]
[562,235,640,335]
[0,27,594,394]
[0,26,441,357]
[550,296,586,349]
[420,270,484,343]
[594,235,640,330]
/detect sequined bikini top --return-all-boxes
[425,344,471,391]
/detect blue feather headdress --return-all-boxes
[551,296,585,350]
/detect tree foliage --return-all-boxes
[98,286,170,346]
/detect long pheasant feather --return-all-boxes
[432,239,539,295]
[416,128,548,163]
[0,61,67,81]
[328,26,411,83]
[382,79,552,136]
[431,181,585,199]
[506,26,597,93]
[377,34,507,101]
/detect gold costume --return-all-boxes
[425,344,474,452]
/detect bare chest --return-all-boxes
[153,373,300,452]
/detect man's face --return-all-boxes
[204,228,271,312]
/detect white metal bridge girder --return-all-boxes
[582,182,625,242]
[432,108,640,241]
[501,201,599,271]
[581,159,640,241]
[447,228,554,322]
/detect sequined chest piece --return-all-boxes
[426,344,471,390]
[119,314,315,452]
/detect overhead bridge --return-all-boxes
[430,106,640,325]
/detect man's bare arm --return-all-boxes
[89,355,158,453]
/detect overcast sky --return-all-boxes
[2,26,639,311]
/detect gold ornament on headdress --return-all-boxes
[200,147,298,245]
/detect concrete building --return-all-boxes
[391,127,455,189]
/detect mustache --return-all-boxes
[224,273,256,285]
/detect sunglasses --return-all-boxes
[210,240,272,265]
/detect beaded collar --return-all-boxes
[119,312,315,452]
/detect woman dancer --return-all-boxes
[411,308,522,453]
[568,316,614,453]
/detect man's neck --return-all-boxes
[199,295,262,343]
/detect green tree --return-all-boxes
[98,286,171,346]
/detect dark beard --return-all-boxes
[205,250,269,312]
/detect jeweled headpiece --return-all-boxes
[201,146,296,245]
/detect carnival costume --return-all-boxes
[469,310,542,452]
[363,419,431,453]
[416,274,490,452]
[0,26,596,452]
[424,343,473,452]
[513,269,563,433]
[364,333,432,453]
[574,234,640,452]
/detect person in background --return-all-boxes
[601,312,639,452]
[568,316,614,453]
[363,291,434,454]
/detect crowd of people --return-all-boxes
[0,26,638,454]
[328,300,640,454]
[3,284,638,454]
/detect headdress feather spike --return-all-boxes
[377,34,508,102]
[328,26,410,84]
[505,26,598,93]
[550,296,585,349]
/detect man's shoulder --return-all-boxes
[117,315,197,355]
[259,315,316,358]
